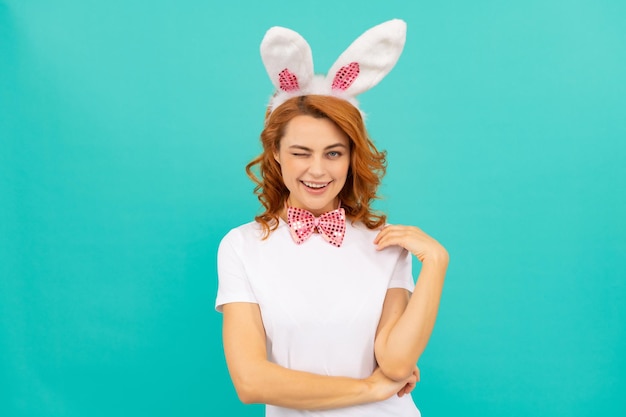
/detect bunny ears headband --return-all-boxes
[261,19,407,113]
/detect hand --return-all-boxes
[374,225,449,265]
[396,365,420,397]
[365,367,417,402]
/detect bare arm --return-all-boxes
[373,225,449,381]
[222,302,416,410]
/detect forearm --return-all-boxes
[375,258,447,380]
[231,360,382,410]
[223,303,407,410]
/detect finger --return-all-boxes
[375,236,406,251]
[400,381,416,396]
[395,370,417,397]
[376,226,422,243]
[374,228,410,246]
[375,231,418,251]
[373,224,400,244]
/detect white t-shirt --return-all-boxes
[216,219,421,417]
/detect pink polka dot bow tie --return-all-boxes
[287,206,346,247]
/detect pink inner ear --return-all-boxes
[279,69,300,92]
[332,62,360,91]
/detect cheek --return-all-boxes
[279,159,299,180]
[337,160,351,178]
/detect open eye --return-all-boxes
[327,151,342,158]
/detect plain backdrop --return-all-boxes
[1,1,625,416]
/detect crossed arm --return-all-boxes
[373,224,449,381]
[222,302,414,410]
[221,224,448,409]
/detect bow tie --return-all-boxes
[287,206,346,247]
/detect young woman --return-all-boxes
[216,21,448,417]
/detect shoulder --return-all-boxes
[347,220,393,243]
[217,222,264,267]
[219,221,264,250]
[346,221,406,258]
[219,219,291,251]
[347,220,381,238]
[221,220,262,240]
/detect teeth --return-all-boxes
[303,181,327,189]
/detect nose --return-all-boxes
[308,155,325,177]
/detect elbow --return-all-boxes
[231,374,262,405]
[381,364,416,382]
[375,346,420,382]
[235,388,256,405]
[376,356,418,382]
[237,392,257,405]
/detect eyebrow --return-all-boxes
[288,143,348,151]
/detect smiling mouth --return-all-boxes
[301,181,330,189]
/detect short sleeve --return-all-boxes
[215,229,258,312]
[388,248,415,292]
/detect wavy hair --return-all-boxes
[246,95,387,237]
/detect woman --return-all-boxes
[216,21,448,416]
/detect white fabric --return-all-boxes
[260,19,407,113]
[216,219,421,417]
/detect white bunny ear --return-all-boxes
[326,19,406,96]
[260,20,407,114]
[260,26,314,95]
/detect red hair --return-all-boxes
[246,95,387,237]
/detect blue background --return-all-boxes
[2,1,625,416]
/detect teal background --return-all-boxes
[1,0,625,416]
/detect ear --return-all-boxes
[273,150,280,164]
[326,19,406,95]
[260,26,315,93]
